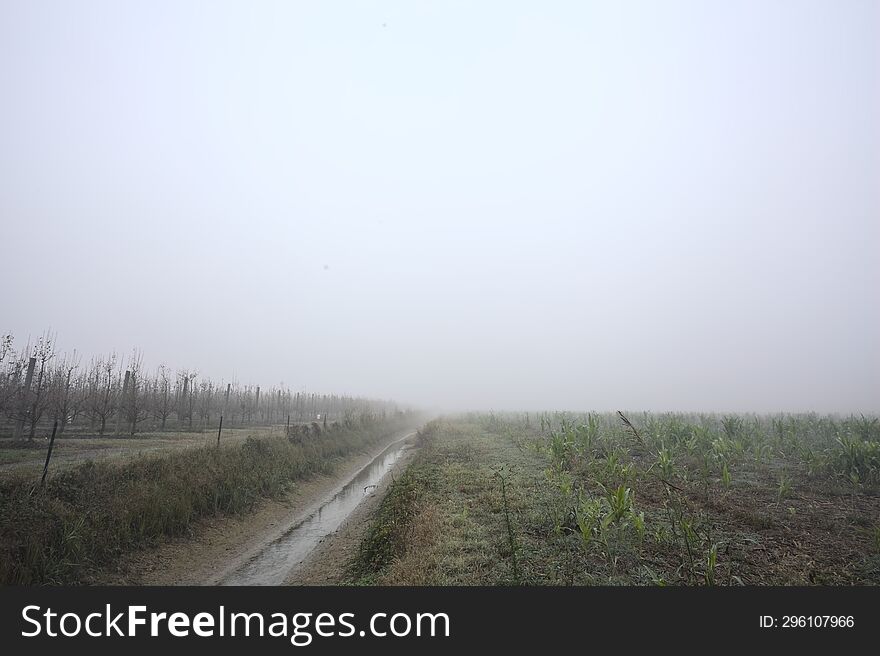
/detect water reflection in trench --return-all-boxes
[220,434,415,585]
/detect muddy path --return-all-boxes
[214,432,418,585]
[99,428,420,585]
[285,439,418,585]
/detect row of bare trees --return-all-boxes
[0,332,401,440]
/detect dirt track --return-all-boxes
[286,441,418,585]
[97,429,419,585]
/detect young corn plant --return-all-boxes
[576,485,645,570]
[833,433,880,487]
[777,474,792,503]
[544,468,574,536]
[705,543,718,586]
[753,443,773,466]
[731,437,749,460]
[605,484,634,525]
[631,509,646,543]
[800,447,820,477]
[554,468,574,497]
[691,425,714,452]
[575,497,603,548]
[711,436,733,464]
[575,413,601,455]
[679,516,698,582]
[657,447,675,481]
[721,463,731,489]
[604,485,644,564]
[548,430,573,470]
[722,415,744,439]
[593,448,634,488]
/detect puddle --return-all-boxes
[219,432,416,585]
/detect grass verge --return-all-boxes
[0,414,419,584]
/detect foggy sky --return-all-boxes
[1,1,878,413]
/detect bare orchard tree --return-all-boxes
[226,382,240,426]
[3,330,408,438]
[239,385,252,424]
[195,379,214,431]
[122,350,150,436]
[176,371,187,425]
[176,370,198,429]
[48,351,80,435]
[185,373,198,428]
[0,333,17,423]
[151,364,175,431]
[86,354,119,436]
[64,368,88,430]
[4,346,31,438]
[25,333,55,441]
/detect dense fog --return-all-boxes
[2,1,877,413]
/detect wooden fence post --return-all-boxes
[40,420,59,486]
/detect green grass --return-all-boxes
[347,413,880,586]
[346,465,426,584]
[0,413,418,584]
[0,427,278,475]
[0,449,38,467]
[346,420,549,585]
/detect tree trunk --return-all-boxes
[13,357,36,441]
[28,361,46,442]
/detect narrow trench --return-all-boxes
[219,432,416,585]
